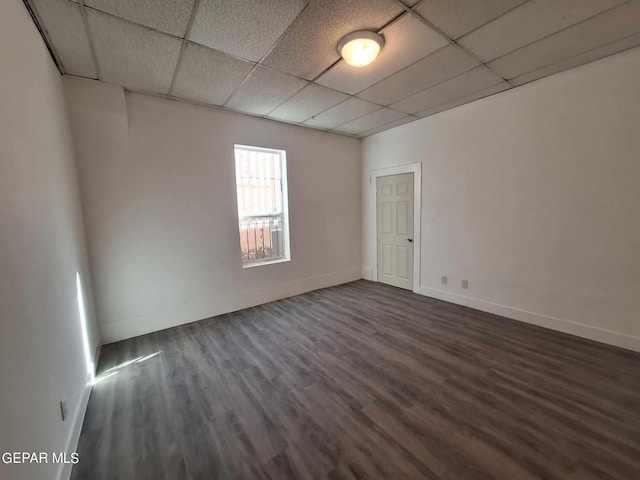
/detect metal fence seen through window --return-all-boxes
[234,145,289,266]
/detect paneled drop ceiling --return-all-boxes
[29,0,640,137]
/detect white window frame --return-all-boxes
[234,144,291,268]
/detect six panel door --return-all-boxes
[376,173,414,290]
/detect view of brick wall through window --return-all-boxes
[234,146,287,266]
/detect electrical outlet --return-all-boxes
[462,280,469,289]
[60,401,67,421]
[441,276,448,285]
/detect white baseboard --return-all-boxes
[100,268,361,343]
[58,344,101,480]
[415,286,640,352]
[362,266,372,280]
[57,377,92,477]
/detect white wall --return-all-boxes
[63,78,362,343]
[363,46,640,352]
[0,2,100,480]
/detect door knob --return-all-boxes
[407,237,413,242]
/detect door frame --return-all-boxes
[370,162,422,293]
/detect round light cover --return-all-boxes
[338,31,384,67]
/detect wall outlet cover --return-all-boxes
[462,280,469,289]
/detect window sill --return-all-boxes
[242,257,290,269]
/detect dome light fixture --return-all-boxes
[338,31,384,67]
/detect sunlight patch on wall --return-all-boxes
[76,273,95,384]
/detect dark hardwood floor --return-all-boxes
[72,280,640,480]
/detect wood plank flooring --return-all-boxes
[72,280,640,480]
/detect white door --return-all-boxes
[377,173,414,290]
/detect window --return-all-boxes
[234,145,290,267]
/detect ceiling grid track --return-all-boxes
[23,0,66,74]
[508,27,640,85]
[167,0,202,97]
[399,0,517,87]
[78,0,101,80]
[477,0,637,67]
[221,3,312,110]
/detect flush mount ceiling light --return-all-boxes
[338,31,384,67]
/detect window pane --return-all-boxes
[234,146,289,266]
[235,148,282,216]
[238,215,284,264]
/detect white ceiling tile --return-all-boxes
[415,0,526,39]
[303,97,381,129]
[262,0,404,80]
[171,43,254,106]
[357,45,478,105]
[391,66,504,114]
[458,0,627,62]
[509,34,640,86]
[416,82,511,117]
[31,0,97,77]
[334,108,408,134]
[85,0,195,37]
[268,84,348,123]
[189,0,306,62]
[359,115,417,137]
[489,1,640,79]
[34,0,640,136]
[87,9,182,93]
[225,66,307,115]
[316,13,448,94]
